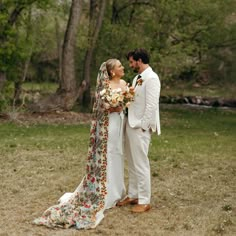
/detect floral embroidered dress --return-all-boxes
[33,62,126,229]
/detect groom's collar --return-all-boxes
[139,66,152,80]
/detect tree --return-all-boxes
[30,0,84,112]
[101,0,236,82]
[0,0,50,92]
[0,1,26,91]
[1,0,236,113]
[79,0,106,108]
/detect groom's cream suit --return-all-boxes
[126,66,161,205]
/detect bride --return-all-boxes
[33,59,133,229]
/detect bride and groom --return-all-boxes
[33,48,161,229]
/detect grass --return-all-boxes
[4,81,58,93]
[22,82,58,93]
[0,105,235,236]
[1,123,90,152]
[161,80,236,99]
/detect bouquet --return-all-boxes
[100,84,135,110]
[122,85,135,107]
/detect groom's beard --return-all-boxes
[133,66,140,73]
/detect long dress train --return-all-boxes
[33,112,126,229]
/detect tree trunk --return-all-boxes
[29,0,83,112]
[13,8,33,106]
[0,72,6,92]
[80,0,106,108]
[0,5,25,94]
[59,0,81,93]
[55,16,62,82]
[13,54,32,106]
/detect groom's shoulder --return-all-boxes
[148,67,159,76]
[148,70,160,87]
[149,70,159,81]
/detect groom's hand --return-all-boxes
[141,128,152,133]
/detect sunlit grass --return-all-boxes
[150,106,236,162]
[0,123,90,154]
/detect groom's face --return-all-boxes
[128,56,140,73]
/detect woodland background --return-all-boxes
[0,0,236,113]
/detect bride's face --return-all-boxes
[112,60,125,78]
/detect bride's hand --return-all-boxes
[129,86,135,91]
[109,106,123,113]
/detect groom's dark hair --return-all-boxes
[126,48,150,64]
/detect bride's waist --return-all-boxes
[109,111,124,118]
[109,111,124,114]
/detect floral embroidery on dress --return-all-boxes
[33,62,110,230]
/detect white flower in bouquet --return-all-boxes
[99,83,135,110]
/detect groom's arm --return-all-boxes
[141,76,160,131]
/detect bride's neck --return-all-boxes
[110,77,121,83]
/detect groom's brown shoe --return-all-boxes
[116,197,138,207]
[131,204,151,213]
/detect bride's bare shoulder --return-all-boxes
[120,79,127,85]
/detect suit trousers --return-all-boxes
[125,121,151,204]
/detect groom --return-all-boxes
[117,48,161,213]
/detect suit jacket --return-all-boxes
[128,66,161,135]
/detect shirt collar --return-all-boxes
[139,66,152,80]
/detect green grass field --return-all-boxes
[0,105,235,236]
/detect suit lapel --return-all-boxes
[132,75,139,87]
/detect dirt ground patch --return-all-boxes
[0,111,92,125]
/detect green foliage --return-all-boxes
[147,0,236,81]
[0,0,58,82]
[94,0,236,83]
[0,96,8,112]
[0,81,13,112]
[1,0,236,110]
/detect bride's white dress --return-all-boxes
[105,112,126,208]
[34,111,126,229]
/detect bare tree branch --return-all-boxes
[112,0,152,24]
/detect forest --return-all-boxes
[0,0,235,113]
